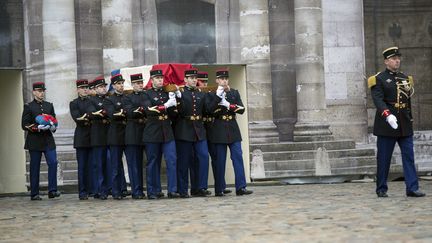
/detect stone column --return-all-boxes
[141,0,158,65]
[293,0,332,141]
[42,0,78,130]
[102,0,134,74]
[239,0,278,143]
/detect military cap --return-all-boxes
[185,68,198,77]
[382,46,402,59]
[130,73,143,83]
[32,82,46,91]
[111,74,125,84]
[197,71,208,82]
[76,79,89,88]
[150,69,163,77]
[216,69,229,78]
[92,76,107,87]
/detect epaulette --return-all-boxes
[367,72,380,88]
[408,76,414,86]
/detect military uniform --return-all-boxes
[103,74,128,199]
[208,70,252,196]
[142,69,178,199]
[21,82,60,200]
[88,77,110,199]
[368,47,424,197]
[69,79,92,199]
[175,69,210,197]
[124,73,146,198]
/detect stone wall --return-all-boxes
[322,0,368,143]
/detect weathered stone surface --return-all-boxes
[2,181,432,242]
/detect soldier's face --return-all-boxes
[113,81,124,93]
[185,76,198,87]
[77,86,89,97]
[95,85,107,95]
[200,81,208,87]
[132,81,144,92]
[384,56,401,71]
[152,76,164,88]
[216,77,229,87]
[32,89,45,101]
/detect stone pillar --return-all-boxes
[102,0,134,74]
[42,0,78,130]
[239,0,278,143]
[293,0,332,141]
[75,0,104,80]
[141,0,158,65]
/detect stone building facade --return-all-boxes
[1,0,431,185]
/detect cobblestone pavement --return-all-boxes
[1,180,432,242]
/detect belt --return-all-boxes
[148,115,169,121]
[184,115,201,121]
[217,115,235,121]
[394,103,408,108]
[129,118,146,124]
[91,119,110,124]
[202,117,214,122]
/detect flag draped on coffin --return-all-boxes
[114,63,192,91]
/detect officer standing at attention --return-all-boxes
[175,69,210,198]
[69,79,92,200]
[208,70,253,197]
[124,73,146,199]
[368,46,425,198]
[21,82,61,200]
[104,74,129,200]
[88,77,110,200]
[142,69,180,199]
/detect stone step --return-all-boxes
[250,140,356,152]
[293,135,334,142]
[248,121,280,144]
[25,169,78,182]
[258,148,375,161]
[249,137,280,144]
[263,156,377,171]
[26,150,76,162]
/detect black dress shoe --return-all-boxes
[148,194,157,200]
[180,193,190,198]
[223,189,232,194]
[48,191,61,199]
[79,195,89,200]
[99,195,108,200]
[195,189,208,197]
[377,191,388,198]
[132,195,145,200]
[168,192,180,198]
[215,192,225,197]
[113,195,123,200]
[236,188,253,196]
[190,190,198,196]
[156,192,165,198]
[406,190,426,197]
[122,190,131,197]
[31,195,42,201]
[205,189,212,195]
[93,194,100,199]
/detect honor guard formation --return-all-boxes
[22,68,253,200]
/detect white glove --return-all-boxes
[386,114,398,129]
[37,125,50,131]
[219,98,230,108]
[216,86,225,98]
[164,97,177,108]
[175,90,182,99]
[168,92,176,99]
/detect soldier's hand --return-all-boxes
[148,106,161,113]
[113,109,126,117]
[174,90,182,99]
[216,86,225,98]
[92,109,105,117]
[77,113,89,121]
[49,124,57,133]
[386,114,398,129]
[164,97,177,108]
[134,106,144,114]
[218,98,230,108]
[168,92,176,99]
[37,124,50,131]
